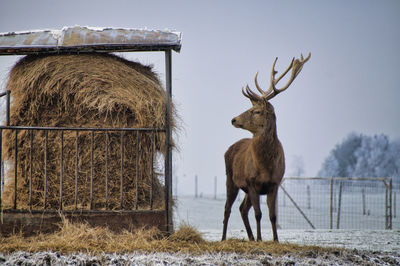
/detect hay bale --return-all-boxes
[2,53,175,210]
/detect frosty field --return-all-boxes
[174,194,400,253]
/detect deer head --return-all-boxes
[231,53,311,136]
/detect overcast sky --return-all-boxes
[0,0,399,196]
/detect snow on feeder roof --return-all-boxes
[0,25,182,55]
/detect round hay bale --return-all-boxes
[2,53,175,210]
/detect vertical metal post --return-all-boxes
[136,131,140,210]
[336,181,343,229]
[105,131,109,210]
[0,129,2,216]
[44,130,48,209]
[362,188,366,215]
[389,178,392,229]
[385,182,388,229]
[6,90,10,126]
[330,178,333,229]
[60,130,64,211]
[150,131,154,210]
[29,130,33,211]
[164,49,173,232]
[214,176,217,200]
[90,130,94,210]
[120,131,124,209]
[14,130,17,209]
[75,131,79,209]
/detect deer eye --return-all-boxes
[252,110,262,115]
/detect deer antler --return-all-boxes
[244,53,311,102]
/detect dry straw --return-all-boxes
[0,219,339,256]
[2,53,176,210]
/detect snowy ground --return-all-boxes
[1,248,399,265]
[1,195,399,265]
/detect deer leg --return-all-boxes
[239,194,254,241]
[248,188,262,241]
[222,185,239,241]
[267,185,279,242]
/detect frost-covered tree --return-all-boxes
[318,133,400,185]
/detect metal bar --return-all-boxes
[90,130,94,210]
[136,131,140,210]
[120,131,124,209]
[0,129,2,217]
[330,178,333,229]
[29,130,33,211]
[336,181,343,229]
[6,90,10,126]
[0,125,165,132]
[385,182,388,229]
[164,49,172,232]
[280,185,315,229]
[389,178,392,230]
[44,130,48,209]
[60,130,64,211]
[75,131,79,210]
[150,131,154,210]
[105,131,109,210]
[14,130,17,209]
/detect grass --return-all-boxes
[0,219,342,257]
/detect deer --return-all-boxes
[222,53,311,242]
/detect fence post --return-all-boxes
[362,188,366,215]
[194,175,198,198]
[389,178,392,229]
[306,185,311,209]
[214,176,217,200]
[336,181,343,229]
[394,192,397,218]
[330,178,333,229]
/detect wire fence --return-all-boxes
[278,177,398,230]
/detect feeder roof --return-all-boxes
[0,26,182,55]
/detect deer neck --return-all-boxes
[251,122,279,166]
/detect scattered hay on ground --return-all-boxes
[0,219,339,256]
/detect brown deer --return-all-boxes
[222,53,311,242]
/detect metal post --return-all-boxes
[388,178,392,229]
[14,130,17,209]
[90,130,94,210]
[150,131,155,210]
[362,188,366,215]
[120,131,124,209]
[165,49,173,232]
[330,178,333,229]
[0,129,2,216]
[29,130,33,211]
[75,131,79,209]
[214,176,217,200]
[105,131,109,210]
[44,131,48,209]
[60,130,64,211]
[136,131,140,210]
[336,181,343,229]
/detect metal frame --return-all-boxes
[281,177,393,230]
[0,27,179,233]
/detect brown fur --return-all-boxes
[222,100,284,242]
[222,54,310,242]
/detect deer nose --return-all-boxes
[231,118,236,124]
